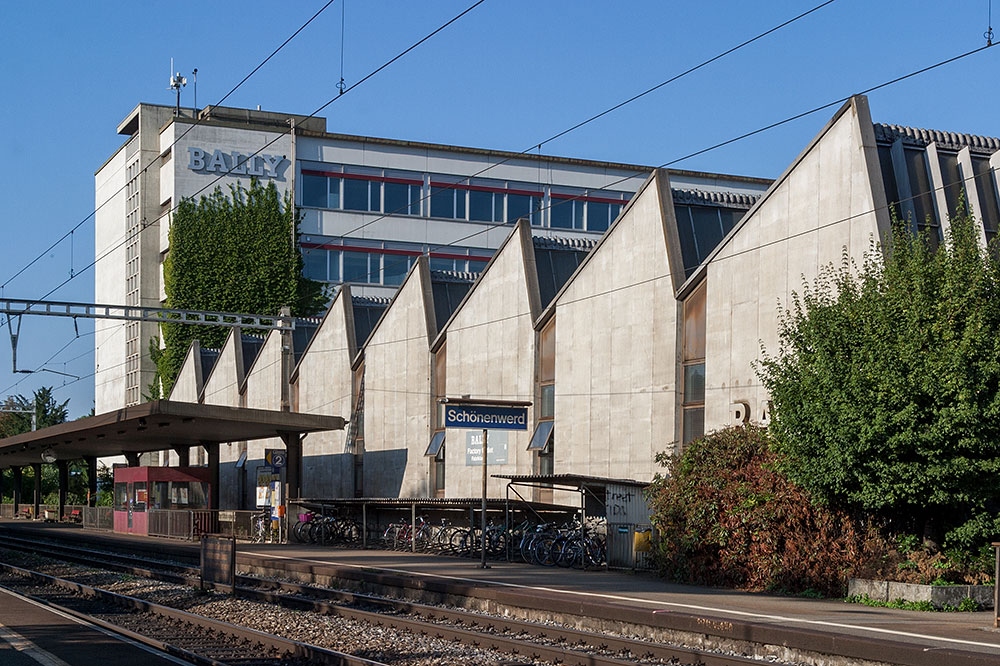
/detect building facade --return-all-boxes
[95,103,768,413]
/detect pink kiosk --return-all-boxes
[113,466,212,534]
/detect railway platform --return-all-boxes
[2,519,999,665]
[0,583,186,666]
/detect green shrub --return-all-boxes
[647,425,886,597]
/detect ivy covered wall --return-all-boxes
[152,179,326,397]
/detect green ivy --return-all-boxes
[152,179,326,397]
[757,205,1000,551]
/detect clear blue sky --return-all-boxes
[0,0,997,418]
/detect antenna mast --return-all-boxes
[168,58,187,116]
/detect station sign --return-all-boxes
[465,431,508,466]
[444,404,528,431]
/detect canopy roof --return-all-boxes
[0,400,345,467]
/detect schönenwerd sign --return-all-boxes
[444,404,528,430]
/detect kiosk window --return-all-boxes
[114,483,128,511]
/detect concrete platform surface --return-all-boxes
[3,520,999,664]
[0,584,187,666]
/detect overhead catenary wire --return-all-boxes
[0,0,339,297]
[18,22,999,399]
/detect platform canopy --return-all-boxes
[0,400,345,467]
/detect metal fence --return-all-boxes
[83,506,113,530]
[0,504,13,519]
[148,509,261,541]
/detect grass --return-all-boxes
[845,594,981,612]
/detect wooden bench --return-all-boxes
[17,507,32,519]
[66,509,82,523]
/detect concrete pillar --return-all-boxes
[124,452,140,467]
[0,467,5,509]
[281,431,302,501]
[57,460,68,520]
[12,467,22,513]
[84,456,97,507]
[173,446,190,467]
[204,442,220,510]
[31,463,41,519]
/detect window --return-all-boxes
[507,192,542,225]
[425,431,446,457]
[432,443,446,496]
[383,254,412,286]
[384,181,421,216]
[431,183,466,219]
[549,192,585,230]
[468,185,505,222]
[302,248,328,281]
[527,420,554,451]
[903,148,939,240]
[540,384,554,418]
[937,152,966,221]
[114,482,128,511]
[343,251,372,283]
[301,172,342,209]
[343,175,381,212]
[681,283,706,446]
[973,157,1000,244]
[132,482,147,512]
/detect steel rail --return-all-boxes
[0,561,388,666]
[0,535,764,666]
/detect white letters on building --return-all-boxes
[187,146,289,180]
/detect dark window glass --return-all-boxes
[550,198,575,229]
[938,152,965,219]
[434,446,446,492]
[973,157,1000,244]
[682,407,705,445]
[683,363,705,404]
[540,384,554,418]
[608,204,621,225]
[302,174,328,208]
[343,251,370,283]
[904,148,938,233]
[343,178,371,211]
[385,182,419,216]
[691,206,725,262]
[329,177,341,209]
[588,201,610,232]
[370,181,382,212]
[114,482,127,510]
[877,145,900,219]
[719,208,743,237]
[507,193,530,223]
[431,186,458,218]
[425,431,445,457]
[383,255,410,286]
[133,481,147,512]
[468,260,487,273]
[302,248,328,281]
[527,420,554,451]
[539,437,554,475]
[674,205,699,277]
[469,190,496,222]
[430,257,456,272]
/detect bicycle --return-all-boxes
[250,508,273,544]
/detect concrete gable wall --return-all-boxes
[553,172,677,482]
[444,226,536,497]
[168,342,201,403]
[363,264,434,497]
[296,293,355,498]
[243,332,284,504]
[202,332,241,408]
[705,98,886,431]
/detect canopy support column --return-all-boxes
[84,456,97,507]
[57,460,68,520]
[124,452,140,467]
[12,467,22,514]
[203,442,220,510]
[280,431,302,502]
[173,446,190,467]
[31,463,41,519]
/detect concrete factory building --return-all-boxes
[94,103,768,414]
[96,95,1000,508]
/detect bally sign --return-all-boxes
[187,147,289,179]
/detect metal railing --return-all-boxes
[83,506,113,530]
[0,503,86,521]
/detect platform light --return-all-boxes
[41,448,56,463]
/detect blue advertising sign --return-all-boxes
[264,449,287,469]
[444,404,529,430]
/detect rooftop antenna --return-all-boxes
[168,58,187,116]
[192,68,198,110]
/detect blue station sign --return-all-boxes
[444,404,529,431]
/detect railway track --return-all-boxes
[0,534,772,666]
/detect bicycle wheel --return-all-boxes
[532,534,558,566]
